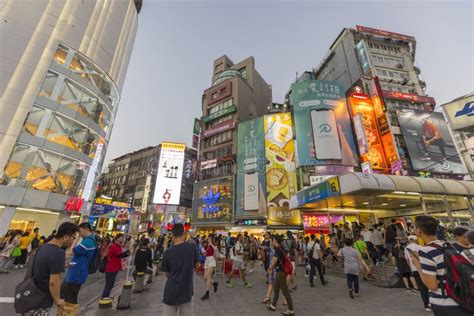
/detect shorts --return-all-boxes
[250,253,258,261]
[204,256,216,269]
[233,260,244,270]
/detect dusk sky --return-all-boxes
[104,0,473,165]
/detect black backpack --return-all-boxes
[88,237,100,274]
[31,237,40,250]
[385,225,397,241]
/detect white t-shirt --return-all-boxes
[361,230,374,244]
[234,241,244,262]
[404,242,421,272]
[373,229,383,246]
[307,241,321,259]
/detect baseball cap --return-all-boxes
[408,235,417,241]
[453,227,469,237]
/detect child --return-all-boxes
[337,238,370,299]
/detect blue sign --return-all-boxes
[201,190,221,214]
[91,204,134,217]
[455,101,474,118]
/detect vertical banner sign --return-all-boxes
[290,80,358,168]
[236,117,266,217]
[192,118,201,149]
[264,113,298,225]
[153,143,186,205]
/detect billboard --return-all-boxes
[192,177,233,222]
[290,80,358,168]
[356,25,416,42]
[152,142,186,205]
[356,40,372,75]
[192,118,200,148]
[397,110,464,174]
[264,113,298,213]
[235,117,266,218]
[442,95,474,132]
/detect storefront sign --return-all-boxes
[268,207,301,226]
[91,204,133,219]
[303,214,330,228]
[353,114,368,155]
[201,189,221,214]
[382,90,436,106]
[356,40,372,75]
[202,120,236,138]
[201,159,217,170]
[290,80,358,167]
[356,25,416,42]
[203,105,236,123]
[309,175,330,186]
[95,196,112,205]
[442,95,474,132]
[153,142,186,205]
[192,177,233,222]
[64,196,84,212]
[397,110,464,174]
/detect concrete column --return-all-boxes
[0,206,16,236]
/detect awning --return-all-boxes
[290,172,474,210]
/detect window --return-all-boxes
[38,72,58,98]
[212,92,218,100]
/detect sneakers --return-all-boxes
[201,292,209,300]
[266,304,276,311]
[349,289,354,299]
[441,159,450,170]
[244,282,253,288]
[304,274,309,278]
[424,307,432,312]
[213,281,219,293]
[19,265,24,268]
[420,154,431,161]
[225,281,234,288]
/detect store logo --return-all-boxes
[247,184,256,193]
[64,196,84,212]
[319,123,332,133]
[455,101,474,118]
[201,190,221,214]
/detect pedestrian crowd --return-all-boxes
[2,215,473,316]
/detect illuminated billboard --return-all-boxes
[397,110,464,174]
[290,80,358,168]
[192,177,233,222]
[153,142,186,205]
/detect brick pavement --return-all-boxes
[113,264,428,316]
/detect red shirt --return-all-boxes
[205,245,215,257]
[105,242,123,273]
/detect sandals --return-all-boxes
[262,297,271,304]
[266,304,276,311]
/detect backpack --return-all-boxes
[385,225,397,241]
[31,237,40,250]
[432,243,474,313]
[282,253,293,275]
[88,237,100,274]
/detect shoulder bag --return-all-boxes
[14,253,47,314]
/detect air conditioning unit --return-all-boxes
[396,63,404,69]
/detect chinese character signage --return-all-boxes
[290,80,358,168]
[268,207,301,226]
[236,117,266,218]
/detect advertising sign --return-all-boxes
[353,114,368,155]
[356,40,372,75]
[264,113,297,213]
[290,80,358,168]
[267,207,302,226]
[397,110,464,174]
[356,25,416,42]
[202,120,235,138]
[349,95,388,170]
[442,95,474,132]
[203,105,236,123]
[152,142,186,205]
[303,213,330,229]
[236,117,266,217]
[201,159,217,170]
[382,90,436,106]
[192,177,233,222]
[192,118,201,149]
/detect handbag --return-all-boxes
[14,253,47,314]
[11,247,21,258]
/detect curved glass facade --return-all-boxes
[1,44,116,198]
[213,69,243,86]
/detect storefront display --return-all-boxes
[192,177,233,225]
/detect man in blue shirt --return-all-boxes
[61,223,97,305]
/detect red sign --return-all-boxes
[64,196,84,212]
[202,120,235,138]
[356,25,416,42]
[382,90,436,106]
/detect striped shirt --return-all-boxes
[418,240,458,307]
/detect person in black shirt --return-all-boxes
[160,223,199,316]
[452,227,473,260]
[134,238,154,282]
[266,235,294,315]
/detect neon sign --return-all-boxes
[201,189,221,214]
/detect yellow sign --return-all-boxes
[268,207,302,226]
[95,197,112,205]
[161,142,186,151]
[327,177,340,195]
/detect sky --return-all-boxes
[104,0,473,165]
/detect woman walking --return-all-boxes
[13,231,32,268]
[201,236,219,300]
[0,231,20,273]
[337,238,370,299]
[262,236,275,304]
[101,234,130,298]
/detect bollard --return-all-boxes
[133,271,145,293]
[58,303,79,316]
[95,298,113,316]
[117,281,133,310]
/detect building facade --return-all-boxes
[193,55,272,232]
[0,0,142,235]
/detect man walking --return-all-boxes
[19,222,79,315]
[225,234,252,288]
[161,223,199,316]
[404,235,430,312]
[307,234,327,287]
[61,223,97,306]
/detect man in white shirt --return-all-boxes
[404,235,429,311]
[361,227,376,265]
[226,234,252,288]
[307,234,327,287]
[372,225,384,265]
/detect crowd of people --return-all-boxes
[3,215,473,316]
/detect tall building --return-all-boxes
[0,0,142,235]
[193,55,272,232]
[311,25,463,178]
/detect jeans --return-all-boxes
[422,137,446,157]
[61,282,82,304]
[0,256,14,271]
[309,258,326,285]
[346,274,359,293]
[412,271,429,308]
[102,271,118,298]
[272,271,293,310]
[432,304,472,316]
[163,301,194,316]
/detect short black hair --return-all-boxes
[344,238,354,246]
[78,222,92,231]
[55,222,79,239]
[141,238,150,247]
[415,216,437,236]
[391,218,397,223]
[273,234,283,244]
[33,228,39,232]
[172,223,184,237]
[310,234,316,240]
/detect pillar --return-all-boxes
[0,206,16,236]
